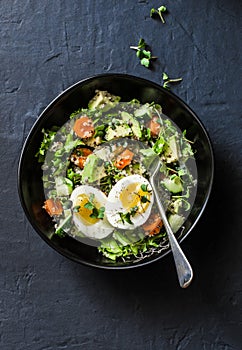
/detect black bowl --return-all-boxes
[18,73,214,269]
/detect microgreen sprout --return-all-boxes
[90,206,105,219]
[130,38,146,51]
[140,184,151,192]
[84,194,95,211]
[150,5,167,24]
[162,72,183,90]
[141,184,148,192]
[118,206,139,225]
[140,195,150,204]
[130,38,157,68]
[84,194,105,219]
[119,212,133,225]
[130,206,139,217]
[73,205,80,213]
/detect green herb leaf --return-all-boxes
[84,202,95,210]
[162,72,183,90]
[89,193,95,202]
[35,128,58,163]
[84,194,106,220]
[141,195,150,203]
[153,135,166,154]
[158,5,167,13]
[150,5,167,23]
[150,8,156,17]
[141,184,148,192]
[140,57,150,67]
[138,38,146,49]
[130,206,138,217]
[73,205,80,213]
[142,50,151,58]
[136,50,142,58]
[130,39,156,68]
[84,193,95,210]
[90,207,99,218]
[130,38,147,51]
[119,212,133,225]
[97,206,105,219]
[94,124,107,138]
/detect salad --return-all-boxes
[36,90,197,262]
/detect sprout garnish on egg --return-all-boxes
[105,175,154,230]
[70,185,113,239]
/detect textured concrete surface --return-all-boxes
[0,0,241,349]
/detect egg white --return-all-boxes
[70,185,113,239]
[106,175,154,230]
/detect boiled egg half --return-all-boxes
[70,185,113,239]
[106,175,154,230]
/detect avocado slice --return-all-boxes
[133,103,153,118]
[121,111,142,138]
[162,175,183,193]
[81,154,106,183]
[88,90,121,110]
[168,213,185,233]
[163,135,180,163]
[55,177,73,196]
[105,124,131,141]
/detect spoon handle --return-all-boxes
[152,181,193,288]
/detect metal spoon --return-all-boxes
[149,157,193,288]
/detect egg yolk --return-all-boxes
[75,194,99,225]
[119,182,151,213]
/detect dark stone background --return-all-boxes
[0,1,241,349]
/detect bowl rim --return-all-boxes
[17,73,215,269]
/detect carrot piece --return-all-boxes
[73,116,94,138]
[71,148,92,169]
[143,213,163,236]
[114,149,134,170]
[80,148,92,157]
[148,116,160,137]
[43,198,63,216]
[76,156,88,169]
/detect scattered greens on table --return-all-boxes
[162,72,183,90]
[150,5,167,23]
[130,38,157,68]
[36,90,197,262]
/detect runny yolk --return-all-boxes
[75,194,99,225]
[119,182,151,213]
